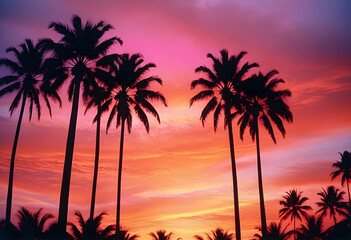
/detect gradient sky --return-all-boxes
[1,0,351,239]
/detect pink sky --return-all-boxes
[0,0,351,239]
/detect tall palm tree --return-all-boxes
[237,70,292,238]
[84,84,111,220]
[316,186,347,224]
[69,211,115,240]
[0,39,61,224]
[39,15,122,231]
[296,215,325,240]
[194,228,233,240]
[16,207,54,239]
[252,222,292,240]
[331,151,351,205]
[279,189,312,240]
[101,53,167,234]
[149,230,173,240]
[190,49,258,240]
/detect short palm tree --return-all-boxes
[279,189,312,240]
[316,186,347,224]
[40,15,122,231]
[237,70,292,238]
[101,53,167,234]
[69,211,114,240]
[0,39,60,224]
[115,228,140,240]
[190,49,258,240]
[296,215,325,240]
[331,151,351,205]
[252,222,292,240]
[84,84,111,220]
[194,228,233,240]
[149,230,173,240]
[17,207,54,239]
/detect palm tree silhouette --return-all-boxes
[279,189,312,240]
[84,84,111,220]
[194,228,233,240]
[115,228,140,240]
[252,222,292,240]
[190,49,258,239]
[149,230,173,240]
[331,151,351,206]
[296,215,325,240]
[316,186,347,224]
[68,211,115,240]
[39,15,122,231]
[16,207,54,239]
[0,39,61,225]
[237,70,292,238]
[101,53,167,234]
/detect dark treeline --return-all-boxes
[0,14,350,239]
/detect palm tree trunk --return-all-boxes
[293,217,296,240]
[58,80,80,233]
[255,120,267,239]
[226,107,241,240]
[5,93,26,225]
[90,105,101,220]
[116,119,125,235]
[347,179,351,206]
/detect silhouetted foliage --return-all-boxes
[296,215,325,240]
[279,189,312,240]
[114,228,139,240]
[194,228,233,240]
[331,151,351,205]
[0,38,61,224]
[316,186,347,224]
[190,49,258,240]
[149,230,173,240]
[39,14,122,231]
[252,222,292,240]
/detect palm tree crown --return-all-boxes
[149,230,173,240]
[194,228,233,240]
[252,222,292,240]
[316,186,347,224]
[296,215,325,240]
[331,151,351,205]
[237,70,292,143]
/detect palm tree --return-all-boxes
[190,49,258,240]
[194,228,233,240]
[115,228,140,240]
[149,230,173,240]
[84,84,111,220]
[237,70,292,238]
[252,222,292,240]
[101,53,167,233]
[69,211,115,240]
[0,39,61,225]
[296,215,325,240]
[331,151,351,205]
[279,189,312,240]
[16,207,54,239]
[316,186,348,224]
[39,15,122,231]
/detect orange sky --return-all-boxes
[1,1,351,239]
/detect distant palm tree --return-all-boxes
[115,228,140,240]
[279,189,312,240]
[39,15,122,231]
[296,215,325,240]
[237,70,292,238]
[84,84,111,220]
[69,211,114,240]
[101,53,167,233]
[190,50,258,240]
[331,151,351,205]
[194,228,233,240]
[252,222,292,240]
[17,207,54,239]
[316,186,347,224]
[149,230,173,240]
[0,39,61,224]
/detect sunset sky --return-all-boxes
[1,0,351,239]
